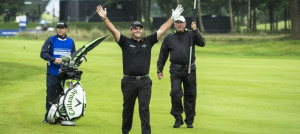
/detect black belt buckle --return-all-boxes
[136,76,141,80]
[123,74,148,80]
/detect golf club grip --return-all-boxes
[193,0,197,21]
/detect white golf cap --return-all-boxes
[174,16,186,22]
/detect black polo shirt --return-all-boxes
[118,32,158,76]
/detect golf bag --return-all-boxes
[47,35,108,126]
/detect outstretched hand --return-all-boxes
[96,5,107,19]
[171,4,184,20]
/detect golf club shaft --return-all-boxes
[188,0,197,74]
[188,46,192,74]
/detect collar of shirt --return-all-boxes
[56,34,68,40]
[172,28,189,35]
[131,37,144,42]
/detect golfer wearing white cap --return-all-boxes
[157,16,206,128]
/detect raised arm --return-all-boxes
[96,5,121,43]
[191,22,206,47]
[156,5,184,39]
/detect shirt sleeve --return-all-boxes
[157,36,169,73]
[117,34,127,48]
[146,32,158,47]
[40,37,55,62]
[193,29,205,47]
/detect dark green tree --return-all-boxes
[98,0,152,29]
[289,0,300,38]
[0,0,24,21]
[154,0,176,17]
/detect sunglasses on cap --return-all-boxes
[56,22,67,28]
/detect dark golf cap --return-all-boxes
[130,21,143,29]
[56,21,68,28]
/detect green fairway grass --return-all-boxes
[0,37,300,134]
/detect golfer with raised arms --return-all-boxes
[96,4,183,134]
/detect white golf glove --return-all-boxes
[171,4,184,20]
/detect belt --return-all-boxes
[171,63,195,68]
[123,74,149,80]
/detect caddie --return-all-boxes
[40,21,76,123]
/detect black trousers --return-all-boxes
[169,63,197,125]
[121,77,152,134]
[44,74,59,120]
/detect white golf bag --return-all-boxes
[46,36,108,126]
[47,81,86,126]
